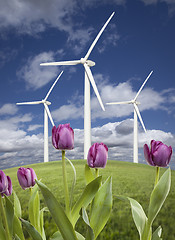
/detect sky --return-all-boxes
[0,0,175,170]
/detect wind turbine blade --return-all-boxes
[16,101,43,105]
[84,63,105,111]
[40,60,81,66]
[84,12,115,60]
[134,103,147,133]
[134,70,153,101]
[44,103,55,127]
[44,71,63,100]
[106,101,132,105]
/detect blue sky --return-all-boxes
[0,0,175,169]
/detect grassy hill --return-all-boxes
[4,160,175,240]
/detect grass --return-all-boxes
[4,160,175,240]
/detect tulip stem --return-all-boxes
[95,168,99,178]
[0,195,11,240]
[62,150,70,216]
[154,166,160,187]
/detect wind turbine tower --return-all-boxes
[16,71,63,162]
[40,12,115,159]
[106,71,153,163]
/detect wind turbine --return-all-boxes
[40,12,115,159]
[16,71,63,163]
[106,70,153,163]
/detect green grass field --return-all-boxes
[4,160,175,240]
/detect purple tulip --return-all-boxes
[17,167,37,190]
[144,140,172,167]
[52,124,74,150]
[87,143,108,168]
[1,176,12,197]
[0,170,8,193]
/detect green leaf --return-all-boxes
[13,214,25,240]
[40,208,46,240]
[90,176,112,239]
[50,231,63,240]
[65,157,76,208]
[0,212,6,240]
[80,208,94,240]
[84,164,95,184]
[5,195,14,238]
[148,168,171,225]
[71,176,102,227]
[50,231,85,240]
[36,179,77,240]
[152,226,162,240]
[115,195,130,202]
[13,190,22,218]
[29,184,41,233]
[20,218,43,240]
[14,234,21,240]
[128,197,147,239]
[115,195,147,239]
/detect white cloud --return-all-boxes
[0,1,120,56]
[0,0,76,35]
[52,104,84,122]
[67,27,94,55]
[17,52,61,90]
[28,124,43,131]
[0,116,174,169]
[91,76,165,120]
[50,73,168,122]
[97,23,120,53]
[0,103,18,116]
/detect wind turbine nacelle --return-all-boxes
[44,100,51,105]
[86,60,95,67]
[136,101,140,105]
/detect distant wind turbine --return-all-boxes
[106,70,153,163]
[40,12,115,159]
[16,71,63,163]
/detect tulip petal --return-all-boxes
[52,124,74,150]
[144,140,172,168]
[144,144,155,166]
[28,168,37,187]
[153,144,172,167]
[95,144,108,168]
[0,170,8,193]
[167,146,173,165]
[52,126,58,149]
[17,167,37,190]
[87,143,108,168]
[58,127,74,150]
[3,176,12,196]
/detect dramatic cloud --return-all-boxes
[52,104,84,122]
[0,115,174,170]
[17,52,61,90]
[51,73,167,122]
[0,103,18,116]
[0,0,119,52]
[0,0,76,34]
[27,124,43,131]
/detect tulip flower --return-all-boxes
[1,176,12,197]
[0,170,8,193]
[17,167,37,190]
[144,140,172,167]
[52,124,74,150]
[87,142,108,168]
